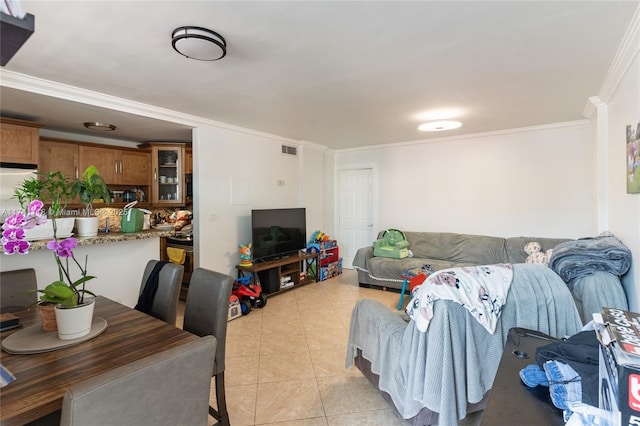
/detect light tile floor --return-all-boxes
[177,269,484,426]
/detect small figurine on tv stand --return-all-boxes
[239,243,252,267]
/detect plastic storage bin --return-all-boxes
[320,258,342,281]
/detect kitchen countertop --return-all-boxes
[27,229,174,251]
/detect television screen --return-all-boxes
[251,208,306,262]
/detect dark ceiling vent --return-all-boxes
[281,144,297,156]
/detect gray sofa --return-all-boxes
[347,265,584,425]
[353,231,568,290]
[348,231,631,425]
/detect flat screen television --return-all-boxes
[251,208,306,263]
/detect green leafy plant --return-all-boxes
[71,166,111,215]
[42,171,72,218]
[13,173,45,209]
[14,171,72,218]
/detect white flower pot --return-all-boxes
[75,216,99,237]
[54,298,95,340]
[24,217,75,241]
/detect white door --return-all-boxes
[339,168,374,269]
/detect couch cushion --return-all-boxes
[404,232,508,265]
[368,256,470,282]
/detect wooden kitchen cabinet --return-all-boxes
[37,138,151,207]
[78,145,118,183]
[78,145,150,185]
[120,150,150,185]
[185,147,193,174]
[39,138,79,179]
[139,142,186,206]
[0,117,43,165]
[39,138,81,204]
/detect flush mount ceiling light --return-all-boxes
[172,26,227,61]
[418,120,462,132]
[415,108,465,122]
[83,122,116,131]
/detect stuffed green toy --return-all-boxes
[373,229,410,259]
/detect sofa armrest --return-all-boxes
[353,246,374,270]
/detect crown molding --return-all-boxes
[583,96,607,119]
[0,70,309,146]
[597,4,640,104]
[299,139,328,152]
[337,120,590,153]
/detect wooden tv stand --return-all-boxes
[236,252,319,295]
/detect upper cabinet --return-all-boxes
[38,138,152,207]
[39,138,79,179]
[78,145,149,186]
[185,147,193,174]
[37,137,195,208]
[120,150,150,185]
[77,145,118,183]
[0,117,43,165]
[39,138,81,204]
[139,142,186,205]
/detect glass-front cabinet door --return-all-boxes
[141,143,186,206]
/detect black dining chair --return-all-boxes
[59,335,216,426]
[137,260,184,326]
[0,268,37,313]
[183,268,234,426]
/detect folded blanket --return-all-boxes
[549,233,632,282]
[407,264,513,333]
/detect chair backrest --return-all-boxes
[60,335,216,426]
[139,260,184,326]
[183,268,233,375]
[0,268,37,313]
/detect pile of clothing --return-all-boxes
[519,330,617,425]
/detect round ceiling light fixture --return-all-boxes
[83,122,117,131]
[172,26,227,61]
[415,108,465,122]
[418,120,462,132]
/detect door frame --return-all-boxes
[335,163,379,268]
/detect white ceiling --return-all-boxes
[1,1,638,149]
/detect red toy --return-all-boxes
[233,274,267,315]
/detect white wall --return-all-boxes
[598,12,640,310]
[301,143,326,237]
[323,150,337,237]
[192,126,325,277]
[334,122,596,239]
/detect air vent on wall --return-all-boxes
[281,144,297,156]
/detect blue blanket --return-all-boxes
[346,264,583,425]
[549,233,631,283]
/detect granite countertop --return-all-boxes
[27,229,173,251]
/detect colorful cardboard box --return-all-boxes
[595,307,640,425]
[307,240,337,252]
[320,258,342,281]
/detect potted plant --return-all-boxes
[13,171,75,240]
[1,199,97,339]
[71,166,111,237]
[12,174,45,207]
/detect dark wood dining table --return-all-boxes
[0,296,199,426]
